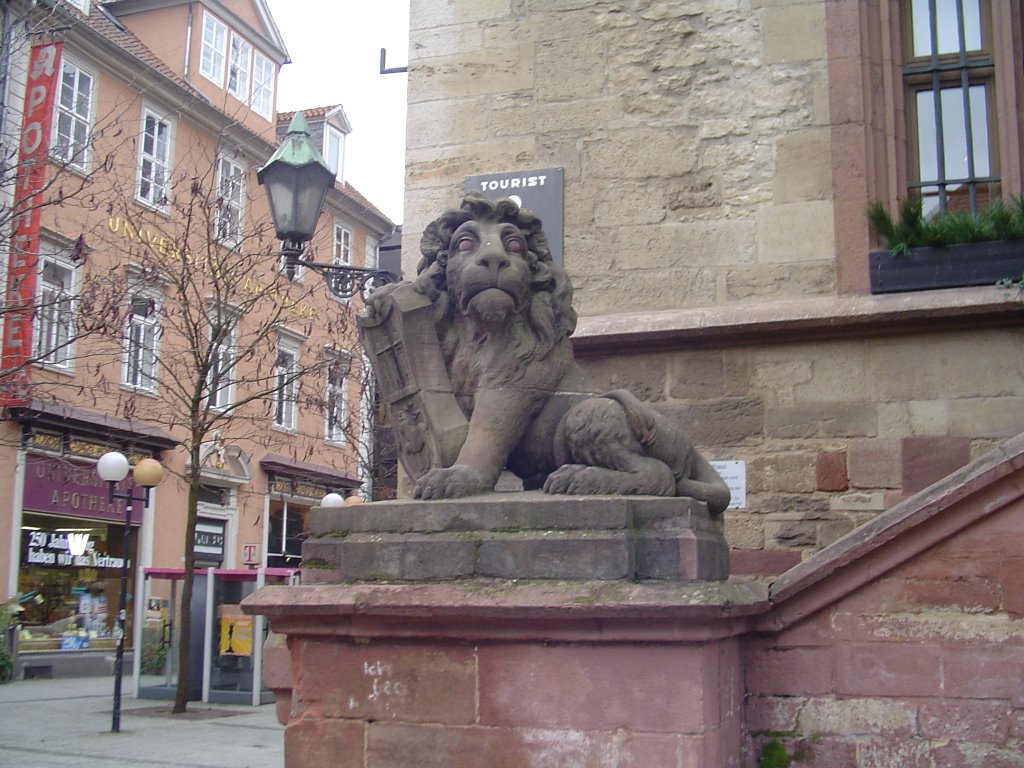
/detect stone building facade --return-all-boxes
[402,0,1024,574]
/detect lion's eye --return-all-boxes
[506,239,523,254]
[456,237,476,253]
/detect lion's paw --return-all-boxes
[414,465,492,499]
[543,464,608,495]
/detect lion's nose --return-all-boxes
[475,247,510,273]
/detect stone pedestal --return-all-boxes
[245,493,752,767]
[302,492,729,582]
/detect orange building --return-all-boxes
[0,0,393,674]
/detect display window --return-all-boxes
[266,498,309,568]
[16,511,138,652]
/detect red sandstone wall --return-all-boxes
[283,638,743,767]
[744,497,1024,766]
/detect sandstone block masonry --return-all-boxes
[404,0,833,316]
[403,0,1024,574]
[577,324,1024,576]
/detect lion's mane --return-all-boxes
[415,195,578,389]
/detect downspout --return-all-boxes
[182,0,193,81]
[0,0,12,174]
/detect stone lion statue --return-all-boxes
[360,194,730,514]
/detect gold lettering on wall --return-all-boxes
[106,216,316,319]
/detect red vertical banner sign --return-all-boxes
[1,42,63,407]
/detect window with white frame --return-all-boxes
[200,12,227,85]
[365,238,378,270]
[227,34,252,101]
[122,294,159,391]
[251,51,275,119]
[206,309,236,410]
[52,58,93,169]
[332,222,351,265]
[34,254,77,369]
[272,339,300,430]
[324,352,350,444]
[324,126,344,180]
[328,223,352,300]
[215,155,245,244]
[65,0,89,13]
[138,109,172,209]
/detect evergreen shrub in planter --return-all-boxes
[867,198,1024,294]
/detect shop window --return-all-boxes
[267,499,308,568]
[52,57,94,170]
[34,255,77,369]
[227,34,252,101]
[251,51,275,119]
[200,11,227,86]
[904,0,998,216]
[17,511,137,652]
[215,155,245,245]
[122,294,159,391]
[324,352,350,444]
[137,108,173,210]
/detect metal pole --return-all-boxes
[111,494,132,733]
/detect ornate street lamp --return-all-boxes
[96,451,165,733]
[258,112,397,299]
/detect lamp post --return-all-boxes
[258,112,398,299]
[96,451,164,733]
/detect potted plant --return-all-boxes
[867,197,1024,293]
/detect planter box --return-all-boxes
[869,240,1024,294]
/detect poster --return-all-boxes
[218,604,252,656]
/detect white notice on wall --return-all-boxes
[709,460,746,510]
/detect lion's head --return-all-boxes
[416,194,577,369]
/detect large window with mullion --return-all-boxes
[904,0,998,217]
[52,58,93,170]
[137,109,173,209]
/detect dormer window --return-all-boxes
[227,34,252,101]
[200,12,228,85]
[324,126,344,182]
[252,52,275,119]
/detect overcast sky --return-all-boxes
[265,0,410,225]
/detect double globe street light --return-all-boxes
[96,451,164,733]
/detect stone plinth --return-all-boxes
[302,492,729,583]
[247,492,741,767]
[246,579,764,768]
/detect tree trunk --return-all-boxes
[172,477,200,713]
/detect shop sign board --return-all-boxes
[1,42,64,407]
[464,167,564,266]
[23,454,143,524]
[195,518,226,559]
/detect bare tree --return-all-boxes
[82,137,365,711]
